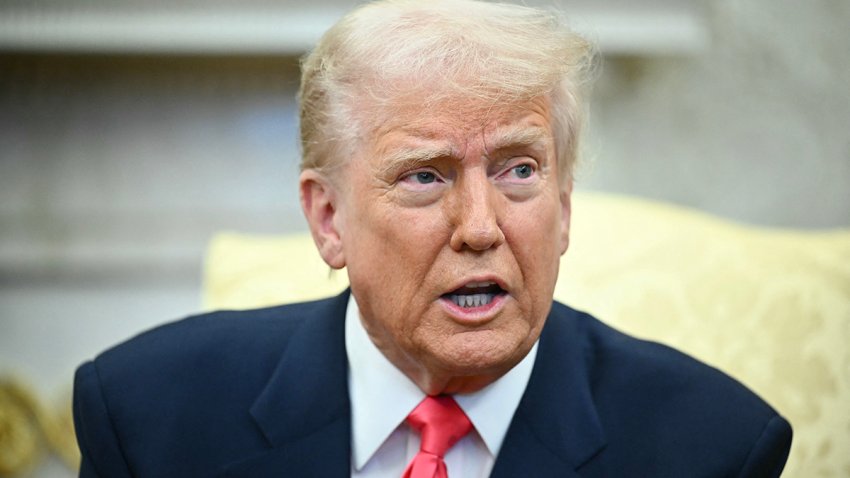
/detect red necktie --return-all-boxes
[402,395,473,478]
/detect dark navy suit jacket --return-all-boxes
[73,290,792,477]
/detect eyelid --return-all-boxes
[494,157,538,179]
[398,166,446,184]
[383,145,455,177]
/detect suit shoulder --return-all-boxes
[588,311,772,410]
[87,295,343,392]
[99,301,306,363]
[560,305,778,417]
[549,303,791,473]
[73,293,349,477]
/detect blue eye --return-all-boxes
[513,164,533,179]
[414,172,437,184]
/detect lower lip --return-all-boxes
[439,293,508,324]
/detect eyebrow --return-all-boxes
[487,126,551,153]
[378,144,456,176]
[376,126,551,177]
[384,144,455,164]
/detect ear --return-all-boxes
[559,179,573,256]
[300,170,346,269]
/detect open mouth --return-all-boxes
[442,281,507,309]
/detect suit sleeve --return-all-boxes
[737,414,793,478]
[73,361,134,478]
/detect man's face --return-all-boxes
[311,96,570,393]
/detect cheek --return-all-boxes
[373,205,449,260]
[504,196,564,286]
[347,201,449,305]
[508,194,563,248]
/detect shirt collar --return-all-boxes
[345,294,538,470]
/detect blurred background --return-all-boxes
[1,0,848,476]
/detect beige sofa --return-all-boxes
[204,191,850,477]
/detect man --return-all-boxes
[73,0,792,477]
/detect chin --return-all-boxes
[430,329,530,376]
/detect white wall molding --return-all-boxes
[0,2,709,56]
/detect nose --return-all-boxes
[448,172,506,252]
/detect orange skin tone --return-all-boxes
[301,96,571,395]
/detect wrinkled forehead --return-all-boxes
[346,96,557,177]
[359,91,553,143]
[344,60,545,122]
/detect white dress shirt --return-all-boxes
[346,295,538,478]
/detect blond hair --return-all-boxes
[299,0,594,181]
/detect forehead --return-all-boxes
[364,96,555,155]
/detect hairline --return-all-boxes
[298,0,594,188]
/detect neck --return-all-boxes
[385,349,514,396]
[417,372,501,396]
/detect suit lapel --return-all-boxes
[491,304,607,477]
[223,291,352,477]
[218,295,605,476]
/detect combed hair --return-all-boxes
[298,0,595,182]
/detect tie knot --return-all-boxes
[406,395,473,457]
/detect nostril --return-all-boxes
[448,193,504,251]
[450,223,505,252]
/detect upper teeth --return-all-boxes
[450,293,496,308]
[465,281,495,288]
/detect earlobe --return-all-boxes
[300,170,346,269]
